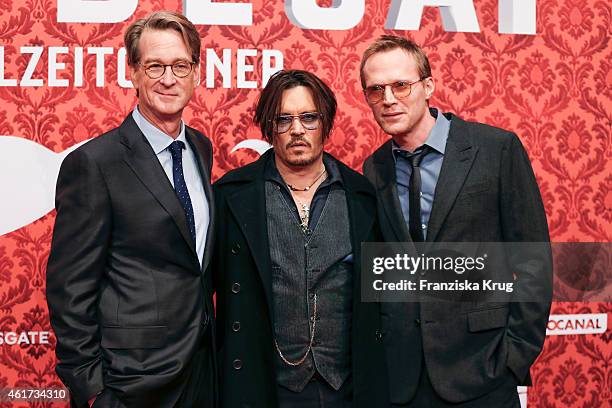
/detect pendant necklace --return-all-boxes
[295,199,310,233]
[286,168,327,192]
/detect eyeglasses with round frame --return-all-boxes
[363,78,429,104]
[138,60,196,79]
[272,112,323,134]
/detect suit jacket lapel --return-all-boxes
[225,154,274,316]
[373,142,411,242]
[185,128,215,273]
[427,117,478,242]
[120,115,199,262]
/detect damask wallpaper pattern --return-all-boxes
[0,1,609,406]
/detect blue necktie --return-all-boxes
[168,141,196,245]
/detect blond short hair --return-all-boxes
[360,35,431,88]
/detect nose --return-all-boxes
[382,85,397,105]
[289,116,306,134]
[159,66,177,86]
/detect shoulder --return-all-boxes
[362,139,392,184]
[326,154,376,199]
[63,126,123,168]
[449,113,517,147]
[366,139,393,164]
[186,125,212,147]
[214,150,270,190]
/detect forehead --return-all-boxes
[362,48,420,86]
[138,28,191,63]
[280,86,317,113]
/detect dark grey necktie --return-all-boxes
[407,146,429,242]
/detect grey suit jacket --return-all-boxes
[363,112,552,404]
[46,114,216,408]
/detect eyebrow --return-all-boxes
[141,58,191,64]
[278,110,318,115]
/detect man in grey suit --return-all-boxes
[46,11,215,408]
[361,35,552,407]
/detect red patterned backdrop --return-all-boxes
[0,1,610,406]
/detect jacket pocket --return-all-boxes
[101,326,168,349]
[467,307,508,332]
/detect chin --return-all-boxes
[383,124,410,138]
[154,104,184,117]
[285,152,319,167]
[287,157,315,167]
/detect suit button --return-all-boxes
[414,319,421,327]
[375,330,383,342]
[231,283,241,294]
[231,243,241,255]
[233,358,243,370]
[232,321,241,332]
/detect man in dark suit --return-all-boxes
[360,35,552,407]
[46,11,215,408]
[213,70,388,407]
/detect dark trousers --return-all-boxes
[90,334,214,408]
[175,331,215,408]
[392,363,519,408]
[277,374,352,408]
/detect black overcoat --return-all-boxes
[213,150,389,408]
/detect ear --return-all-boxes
[129,64,140,92]
[424,77,435,100]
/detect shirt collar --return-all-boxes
[391,107,450,159]
[132,106,186,154]
[265,151,344,189]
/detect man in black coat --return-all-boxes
[360,35,552,407]
[46,11,215,408]
[213,70,388,407]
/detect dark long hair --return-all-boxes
[254,70,337,142]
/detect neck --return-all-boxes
[395,110,436,152]
[138,105,183,139]
[275,156,325,189]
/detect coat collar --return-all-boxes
[220,149,376,316]
[218,149,374,197]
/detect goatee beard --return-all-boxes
[286,154,319,167]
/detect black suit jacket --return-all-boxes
[363,112,552,404]
[212,150,389,408]
[46,114,216,408]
